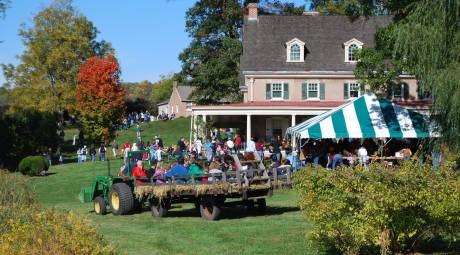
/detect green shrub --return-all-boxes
[0,170,117,255]
[18,156,49,176]
[0,169,35,206]
[294,160,460,255]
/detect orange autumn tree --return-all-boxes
[76,55,126,144]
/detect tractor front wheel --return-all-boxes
[93,196,106,215]
[150,199,169,218]
[109,183,134,215]
[200,197,221,221]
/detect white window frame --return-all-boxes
[271,82,284,100]
[344,38,363,63]
[307,82,320,100]
[347,81,361,99]
[286,38,305,62]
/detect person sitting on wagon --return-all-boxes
[188,159,206,183]
[165,157,189,184]
[131,160,147,184]
[153,163,168,184]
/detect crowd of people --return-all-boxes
[115,131,297,185]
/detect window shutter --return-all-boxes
[283,83,289,99]
[319,83,325,100]
[343,83,349,100]
[301,83,307,99]
[266,83,271,100]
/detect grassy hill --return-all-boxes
[29,117,328,255]
[60,117,191,163]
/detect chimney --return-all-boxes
[247,3,258,21]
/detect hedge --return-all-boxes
[294,160,460,255]
[18,156,49,176]
[0,170,117,255]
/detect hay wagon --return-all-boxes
[80,151,292,220]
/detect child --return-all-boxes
[153,163,168,184]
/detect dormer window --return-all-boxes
[344,38,363,63]
[290,44,301,61]
[286,38,305,62]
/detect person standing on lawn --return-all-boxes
[99,145,106,161]
[111,139,118,158]
[89,144,96,162]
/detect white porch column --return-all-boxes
[189,112,194,143]
[291,114,296,148]
[201,114,207,138]
[246,114,252,145]
[192,114,197,142]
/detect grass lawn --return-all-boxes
[29,160,329,255]
[115,117,191,146]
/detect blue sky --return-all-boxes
[0,0,309,84]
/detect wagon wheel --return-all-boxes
[256,198,267,214]
[200,197,221,221]
[93,196,106,215]
[150,199,169,218]
[109,183,134,215]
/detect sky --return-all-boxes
[0,0,309,85]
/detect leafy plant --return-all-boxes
[76,55,126,144]
[294,160,460,254]
[18,156,49,176]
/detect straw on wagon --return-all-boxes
[134,182,271,200]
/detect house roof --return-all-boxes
[240,15,392,73]
[177,86,194,101]
[157,100,169,106]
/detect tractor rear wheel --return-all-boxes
[93,196,106,215]
[150,199,169,218]
[109,183,133,215]
[200,197,221,221]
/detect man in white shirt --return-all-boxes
[246,137,256,152]
[358,146,368,169]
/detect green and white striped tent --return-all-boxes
[286,93,434,139]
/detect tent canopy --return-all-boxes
[286,93,435,139]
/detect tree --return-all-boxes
[179,0,305,105]
[327,0,460,150]
[1,0,112,124]
[0,110,59,170]
[0,0,9,18]
[76,55,126,144]
[149,75,175,114]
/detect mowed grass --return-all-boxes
[116,117,191,146]
[31,118,327,255]
[29,159,328,255]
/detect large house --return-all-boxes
[157,81,194,117]
[191,3,429,143]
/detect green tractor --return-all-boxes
[79,150,151,215]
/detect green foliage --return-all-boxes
[18,156,49,176]
[149,76,174,114]
[0,0,9,18]
[179,0,243,104]
[294,161,460,254]
[0,170,35,208]
[0,109,58,170]
[1,0,112,117]
[0,170,116,255]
